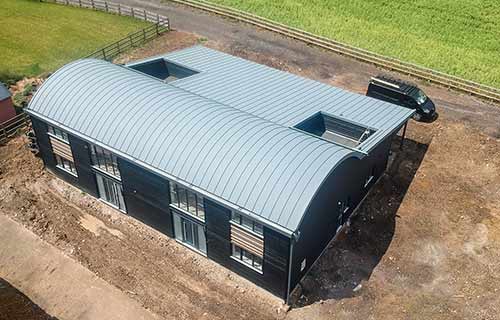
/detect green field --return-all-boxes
[209,0,500,88]
[0,0,150,84]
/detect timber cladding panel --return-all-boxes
[230,224,264,257]
[49,135,74,161]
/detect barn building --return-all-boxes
[26,46,413,302]
[0,83,16,123]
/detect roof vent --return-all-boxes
[294,112,376,148]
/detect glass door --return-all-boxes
[95,173,126,211]
[173,212,206,254]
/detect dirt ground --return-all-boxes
[1,29,500,320]
[0,278,57,320]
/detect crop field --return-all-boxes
[0,0,149,84]
[208,0,500,88]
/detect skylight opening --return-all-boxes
[128,58,199,83]
[294,112,376,148]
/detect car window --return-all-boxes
[410,89,428,105]
[371,84,400,103]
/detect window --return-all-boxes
[90,145,120,178]
[169,183,205,221]
[95,173,126,211]
[48,125,69,142]
[173,212,207,254]
[231,212,263,236]
[55,154,77,176]
[232,244,262,271]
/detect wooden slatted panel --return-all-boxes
[230,224,264,257]
[49,136,74,162]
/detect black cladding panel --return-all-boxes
[118,158,173,237]
[204,199,290,299]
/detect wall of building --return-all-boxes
[205,199,290,299]
[32,117,291,299]
[119,158,174,237]
[31,117,78,186]
[288,134,395,293]
[0,98,16,123]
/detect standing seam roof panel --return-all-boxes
[26,58,355,232]
[155,46,414,152]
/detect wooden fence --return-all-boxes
[86,22,168,60]
[0,113,31,144]
[0,0,171,144]
[45,0,170,61]
[170,0,500,103]
[46,0,169,25]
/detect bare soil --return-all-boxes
[0,138,285,320]
[1,29,500,320]
[0,278,57,320]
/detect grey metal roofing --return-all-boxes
[26,58,362,234]
[129,46,414,152]
[0,83,11,101]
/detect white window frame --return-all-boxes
[231,244,263,273]
[169,182,205,221]
[47,125,69,142]
[172,210,207,256]
[90,144,121,179]
[230,212,263,237]
[54,154,78,177]
[95,172,126,212]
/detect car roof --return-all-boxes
[370,75,420,96]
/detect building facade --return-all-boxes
[27,46,413,301]
[0,83,16,123]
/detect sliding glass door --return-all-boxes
[95,173,126,211]
[173,212,206,254]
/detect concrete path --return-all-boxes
[0,213,162,320]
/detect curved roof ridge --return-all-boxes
[27,58,356,233]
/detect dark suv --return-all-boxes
[367,76,436,121]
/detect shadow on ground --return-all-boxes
[291,136,430,307]
[0,278,58,320]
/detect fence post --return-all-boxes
[144,9,147,21]
[102,48,106,60]
[156,22,159,35]
[143,28,146,42]
[129,34,133,47]
[157,13,160,24]
[78,0,81,7]
[105,1,108,12]
[131,7,134,17]
[118,3,121,15]
[91,0,95,9]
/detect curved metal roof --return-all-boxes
[132,46,414,152]
[27,59,356,233]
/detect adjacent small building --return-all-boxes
[26,46,413,302]
[0,83,16,123]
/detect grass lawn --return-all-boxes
[0,0,150,84]
[208,0,500,88]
